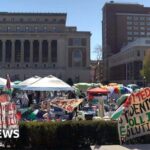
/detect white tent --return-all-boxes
[23,75,74,91]
[0,77,14,88]
[17,76,41,89]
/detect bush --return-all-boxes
[5,120,150,149]
[10,120,119,149]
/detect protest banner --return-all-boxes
[50,98,83,112]
[0,94,19,138]
[118,87,150,143]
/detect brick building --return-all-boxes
[102,1,150,82]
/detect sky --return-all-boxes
[1,0,150,60]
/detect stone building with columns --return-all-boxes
[0,12,91,82]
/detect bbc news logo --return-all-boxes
[0,129,19,138]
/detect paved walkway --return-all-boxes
[91,144,150,150]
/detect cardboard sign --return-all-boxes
[118,88,150,143]
[0,102,18,129]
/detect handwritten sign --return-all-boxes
[0,102,18,129]
[118,88,150,143]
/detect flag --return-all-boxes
[3,74,13,95]
[111,105,124,120]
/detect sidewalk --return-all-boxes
[91,144,150,150]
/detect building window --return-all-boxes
[51,40,57,63]
[20,18,24,22]
[145,40,150,44]
[15,40,21,62]
[74,38,81,46]
[24,40,30,62]
[146,17,150,21]
[35,26,38,31]
[33,40,39,62]
[3,18,6,22]
[127,37,132,41]
[140,27,145,30]
[134,22,138,25]
[133,26,138,30]
[127,26,132,30]
[146,22,150,25]
[140,22,145,25]
[140,32,145,35]
[52,19,56,23]
[25,26,29,31]
[72,49,82,67]
[42,40,48,62]
[36,18,40,22]
[127,31,132,35]
[16,64,20,68]
[7,26,10,32]
[68,38,73,46]
[133,32,139,35]
[44,26,47,31]
[11,18,14,22]
[140,17,145,21]
[5,40,12,62]
[34,64,37,67]
[59,19,65,23]
[43,64,46,68]
[127,16,132,20]
[52,26,56,32]
[81,38,87,46]
[45,18,48,22]
[127,21,132,25]
[134,16,138,21]
[137,51,140,56]
[16,26,20,32]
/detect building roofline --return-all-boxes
[0,12,67,16]
[102,1,143,10]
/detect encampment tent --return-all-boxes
[16,76,41,89]
[23,75,74,91]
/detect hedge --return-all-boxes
[2,120,150,149]
[2,120,118,149]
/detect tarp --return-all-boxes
[16,76,41,89]
[74,82,102,92]
[23,75,74,91]
[50,98,83,112]
[87,87,109,94]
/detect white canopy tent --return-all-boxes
[22,75,74,91]
[16,76,41,89]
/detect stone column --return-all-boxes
[11,39,15,63]
[2,40,6,64]
[30,40,33,64]
[21,40,24,64]
[48,40,51,66]
[39,40,42,65]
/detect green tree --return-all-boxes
[140,51,150,82]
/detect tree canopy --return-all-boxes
[140,51,150,82]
